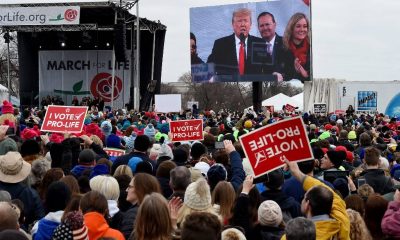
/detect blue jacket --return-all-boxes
[229,151,246,191]
[33,219,60,240]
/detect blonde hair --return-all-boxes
[346,209,372,240]
[133,193,172,240]
[89,135,103,148]
[89,175,120,201]
[0,113,16,125]
[232,8,252,23]
[212,181,235,221]
[283,12,310,49]
[113,164,133,178]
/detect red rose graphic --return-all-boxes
[64,9,78,22]
[90,72,123,102]
[302,0,310,6]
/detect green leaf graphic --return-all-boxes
[73,80,83,93]
[57,14,62,20]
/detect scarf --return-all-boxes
[289,38,309,66]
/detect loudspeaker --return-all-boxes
[114,22,127,62]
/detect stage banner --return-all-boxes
[0,6,80,26]
[170,119,203,142]
[41,105,87,133]
[39,50,131,108]
[239,116,313,177]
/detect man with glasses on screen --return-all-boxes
[257,11,289,82]
[207,8,264,80]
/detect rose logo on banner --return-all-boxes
[41,105,88,133]
[64,9,78,21]
[239,116,313,177]
[169,119,203,142]
[90,72,123,102]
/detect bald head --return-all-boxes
[0,202,19,231]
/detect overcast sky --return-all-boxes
[139,0,400,83]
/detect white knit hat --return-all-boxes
[194,161,210,177]
[184,178,211,210]
[258,200,282,227]
[221,227,247,240]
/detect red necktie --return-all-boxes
[239,42,245,75]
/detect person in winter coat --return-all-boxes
[0,152,45,231]
[120,173,161,239]
[89,175,124,231]
[260,168,302,222]
[382,189,400,238]
[31,181,71,240]
[282,159,350,240]
[233,175,284,240]
[80,191,125,240]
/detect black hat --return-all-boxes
[78,149,95,164]
[264,168,284,190]
[326,150,346,169]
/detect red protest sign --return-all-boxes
[335,110,345,115]
[104,148,126,157]
[239,116,313,177]
[170,119,203,142]
[285,104,296,112]
[41,106,88,133]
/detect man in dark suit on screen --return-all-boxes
[207,8,264,81]
[257,11,292,82]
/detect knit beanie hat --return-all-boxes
[264,168,284,190]
[78,149,95,164]
[184,178,212,211]
[244,120,253,129]
[21,127,40,141]
[49,133,65,144]
[348,131,357,140]
[106,134,121,148]
[326,150,346,169]
[101,121,112,136]
[1,100,13,114]
[221,228,246,240]
[158,143,173,160]
[258,200,283,227]
[318,131,331,140]
[194,161,210,177]
[144,123,156,138]
[128,157,143,173]
[173,148,188,166]
[207,164,227,190]
[53,211,89,240]
[0,137,18,155]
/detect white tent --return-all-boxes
[291,92,304,111]
[261,93,301,110]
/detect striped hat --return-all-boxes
[53,211,88,240]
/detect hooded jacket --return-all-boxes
[31,210,63,240]
[281,176,350,240]
[84,212,125,240]
[360,168,394,195]
[381,201,400,238]
[306,176,349,240]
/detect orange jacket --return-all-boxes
[84,212,125,240]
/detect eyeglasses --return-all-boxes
[191,44,197,49]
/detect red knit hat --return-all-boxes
[324,124,333,131]
[21,127,40,140]
[49,133,65,144]
[1,100,13,114]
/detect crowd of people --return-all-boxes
[1,99,400,239]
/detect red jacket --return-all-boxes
[84,212,125,240]
[382,201,400,238]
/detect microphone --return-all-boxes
[239,33,245,44]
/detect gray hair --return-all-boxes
[285,217,316,240]
[170,166,191,191]
[0,191,11,202]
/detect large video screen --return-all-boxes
[190,0,311,83]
